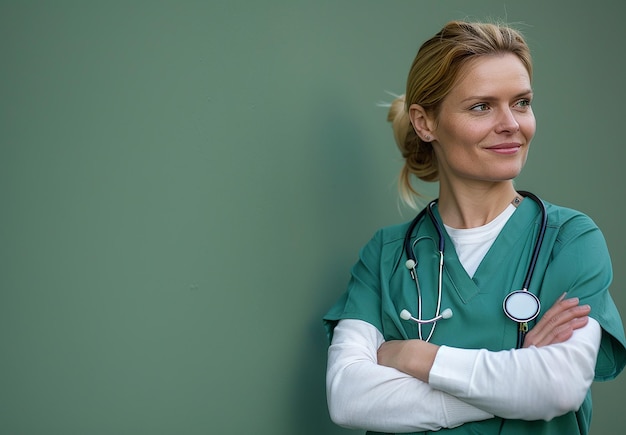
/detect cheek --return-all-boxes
[521,113,537,139]
[436,119,478,144]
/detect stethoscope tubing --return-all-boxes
[403,191,547,347]
[516,191,548,292]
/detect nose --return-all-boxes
[496,108,520,133]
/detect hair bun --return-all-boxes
[386,95,412,151]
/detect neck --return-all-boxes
[437,182,519,229]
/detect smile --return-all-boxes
[486,144,522,155]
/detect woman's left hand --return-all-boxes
[523,293,591,348]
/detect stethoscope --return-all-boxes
[401,191,547,348]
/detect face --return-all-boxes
[412,53,536,189]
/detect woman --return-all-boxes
[323,21,626,434]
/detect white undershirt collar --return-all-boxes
[443,204,516,277]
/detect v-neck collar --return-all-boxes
[431,200,540,303]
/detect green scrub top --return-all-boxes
[324,198,626,435]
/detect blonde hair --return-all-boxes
[389,21,532,208]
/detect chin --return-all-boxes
[495,163,525,180]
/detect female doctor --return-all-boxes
[323,21,626,434]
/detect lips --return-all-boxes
[487,143,522,154]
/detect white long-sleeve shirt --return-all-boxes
[327,317,601,433]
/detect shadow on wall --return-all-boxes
[288,90,384,434]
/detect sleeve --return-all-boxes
[323,230,387,343]
[428,318,601,421]
[541,213,626,381]
[326,319,494,432]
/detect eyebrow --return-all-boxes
[461,89,534,103]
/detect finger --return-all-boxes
[543,316,590,346]
[524,306,590,347]
[540,296,582,321]
[524,297,590,346]
[526,298,577,344]
[531,298,588,340]
[544,303,591,329]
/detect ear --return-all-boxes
[409,104,436,142]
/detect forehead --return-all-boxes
[451,53,532,98]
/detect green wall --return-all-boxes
[2,1,624,434]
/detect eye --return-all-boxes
[514,98,532,109]
[470,103,490,112]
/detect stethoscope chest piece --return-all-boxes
[402,191,546,346]
[503,290,541,323]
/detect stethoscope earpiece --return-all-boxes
[400,307,453,323]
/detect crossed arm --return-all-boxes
[327,295,600,432]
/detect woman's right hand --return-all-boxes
[523,293,591,348]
